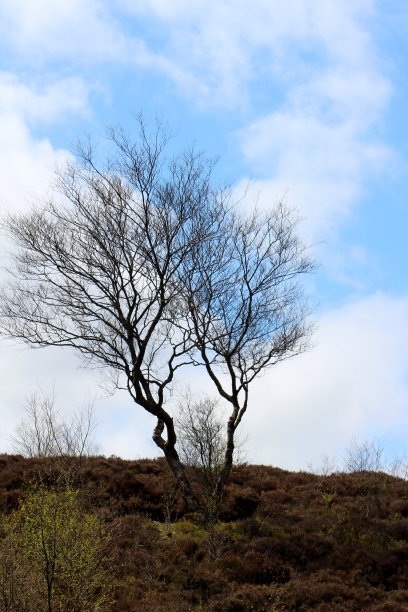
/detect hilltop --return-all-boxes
[1,454,408,611]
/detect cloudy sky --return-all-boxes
[1,0,408,470]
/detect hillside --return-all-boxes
[1,454,408,611]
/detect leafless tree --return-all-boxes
[0,116,221,510]
[185,202,313,505]
[344,437,386,473]
[345,437,385,473]
[307,454,339,477]
[10,389,98,459]
[10,389,98,485]
[11,391,58,458]
[0,116,313,511]
[177,393,225,501]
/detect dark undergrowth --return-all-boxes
[1,454,408,611]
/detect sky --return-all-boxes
[1,0,408,470]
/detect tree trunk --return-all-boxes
[214,411,236,507]
[152,418,198,512]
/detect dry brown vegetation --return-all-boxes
[1,454,408,610]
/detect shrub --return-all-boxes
[0,485,113,611]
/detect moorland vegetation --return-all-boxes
[1,454,408,611]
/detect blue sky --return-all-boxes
[1,1,408,470]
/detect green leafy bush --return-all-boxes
[0,485,113,611]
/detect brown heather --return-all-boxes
[1,454,408,611]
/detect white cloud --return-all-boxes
[0,72,89,125]
[0,116,72,215]
[0,76,87,450]
[116,1,393,246]
[227,9,393,248]
[0,1,387,117]
[237,108,391,239]
[0,72,91,215]
[116,1,381,107]
[246,293,408,469]
[0,0,127,64]
[0,0,195,92]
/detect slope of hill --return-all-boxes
[1,454,408,611]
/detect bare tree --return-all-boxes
[177,392,250,522]
[177,393,225,495]
[307,454,339,477]
[185,202,313,505]
[0,116,313,511]
[10,389,98,459]
[344,437,386,473]
[0,117,221,510]
[10,389,98,485]
[11,391,58,458]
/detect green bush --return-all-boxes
[0,485,113,611]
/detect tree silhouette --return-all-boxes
[0,116,313,510]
